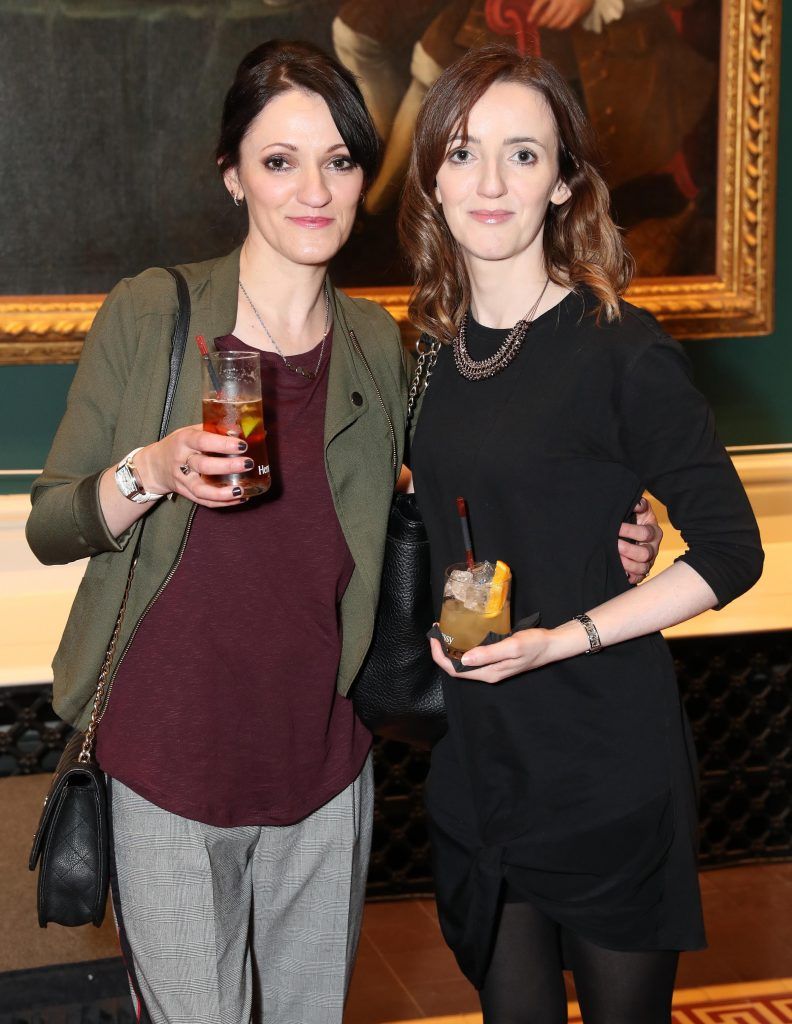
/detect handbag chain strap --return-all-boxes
[77,267,191,764]
[406,335,440,429]
[78,556,139,762]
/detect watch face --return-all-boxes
[115,463,139,498]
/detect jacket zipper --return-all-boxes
[347,326,398,476]
[96,502,198,722]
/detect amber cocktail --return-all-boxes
[438,561,512,660]
[201,352,271,498]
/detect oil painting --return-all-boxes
[0,0,779,362]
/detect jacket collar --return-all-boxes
[207,245,243,342]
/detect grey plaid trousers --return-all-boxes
[108,754,373,1024]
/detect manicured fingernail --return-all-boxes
[237,441,247,452]
[460,655,470,666]
[243,459,254,470]
[232,486,243,497]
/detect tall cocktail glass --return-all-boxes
[201,351,271,498]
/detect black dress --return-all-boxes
[410,290,763,989]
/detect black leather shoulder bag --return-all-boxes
[351,338,447,748]
[29,267,191,928]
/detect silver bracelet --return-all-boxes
[573,613,602,655]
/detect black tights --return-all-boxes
[479,901,678,1024]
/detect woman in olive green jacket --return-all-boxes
[27,41,408,1024]
[26,248,407,736]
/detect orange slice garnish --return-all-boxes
[484,560,511,616]
[241,414,260,438]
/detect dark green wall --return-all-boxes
[0,364,76,495]
[1,35,788,496]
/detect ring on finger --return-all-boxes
[179,452,198,475]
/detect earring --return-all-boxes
[359,192,366,205]
[232,193,243,207]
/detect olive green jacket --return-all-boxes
[27,249,409,731]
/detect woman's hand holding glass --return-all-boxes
[135,425,252,507]
[429,495,664,684]
[429,626,575,685]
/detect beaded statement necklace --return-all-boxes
[239,280,330,380]
[453,277,550,381]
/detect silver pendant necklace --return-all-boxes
[239,280,330,380]
[453,277,550,381]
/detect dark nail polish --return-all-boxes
[243,459,254,470]
[237,441,247,452]
[232,486,243,497]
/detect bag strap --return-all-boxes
[161,268,191,438]
[405,333,440,430]
[78,268,191,763]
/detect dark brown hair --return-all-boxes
[216,40,380,186]
[398,45,633,342]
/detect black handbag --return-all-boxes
[29,267,191,928]
[352,340,446,748]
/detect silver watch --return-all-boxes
[115,447,162,503]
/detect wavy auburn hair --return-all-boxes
[398,45,633,343]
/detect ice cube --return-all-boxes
[471,561,495,584]
[445,569,472,602]
[463,585,488,613]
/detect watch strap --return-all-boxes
[116,447,162,503]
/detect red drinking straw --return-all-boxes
[195,334,222,395]
[456,497,476,571]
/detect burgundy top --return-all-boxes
[97,328,372,826]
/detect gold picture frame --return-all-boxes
[0,0,779,366]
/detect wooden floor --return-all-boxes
[345,863,792,1023]
[3,775,792,1021]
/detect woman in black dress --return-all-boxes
[400,46,764,1024]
